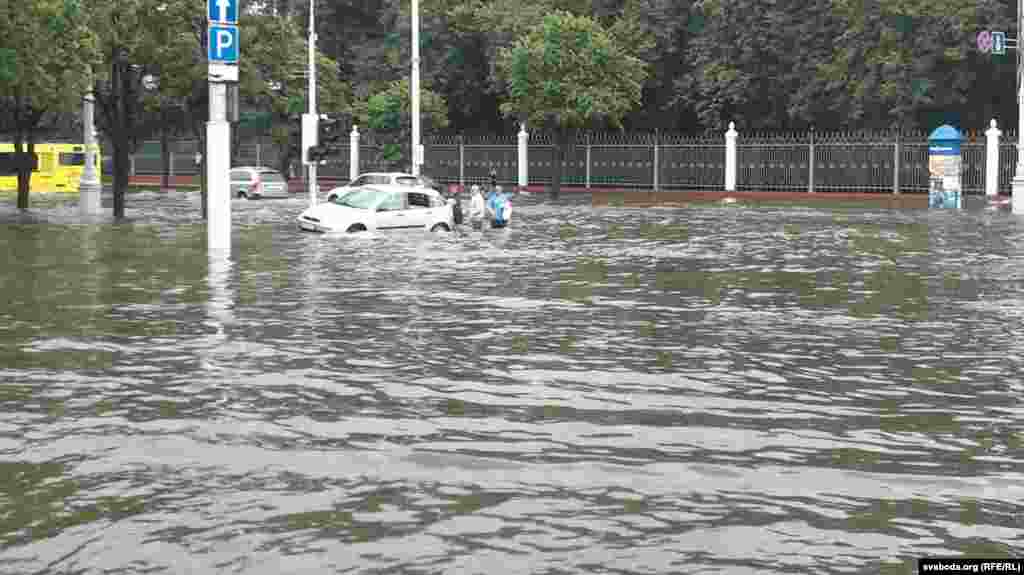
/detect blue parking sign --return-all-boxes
[208,25,239,63]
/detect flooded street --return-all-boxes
[1,191,1022,574]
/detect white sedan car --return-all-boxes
[298,184,456,233]
[324,172,438,203]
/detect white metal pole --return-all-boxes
[207,80,231,252]
[307,0,318,206]
[411,0,421,176]
[350,125,360,181]
[725,122,737,192]
[517,123,528,191]
[79,91,102,215]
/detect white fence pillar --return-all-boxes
[458,135,465,191]
[256,142,262,167]
[168,151,175,177]
[893,132,900,194]
[517,123,528,190]
[725,122,737,192]
[808,128,815,193]
[986,119,1001,197]
[349,125,360,181]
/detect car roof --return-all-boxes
[355,172,423,179]
[231,166,279,172]
[358,184,440,195]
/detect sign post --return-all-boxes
[207,0,239,252]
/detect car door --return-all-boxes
[373,190,408,229]
[402,190,434,228]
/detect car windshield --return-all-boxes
[331,188,390,210]
[260,171,285,183]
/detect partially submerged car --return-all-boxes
[298,184,456,233]
[324,172,439,203]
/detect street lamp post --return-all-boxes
[79,90,102,215]
[411,0,421,176]
[303,0,319,206]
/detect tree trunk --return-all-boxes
[160,128,170,191]
[14,128,30,210]
[112,130,130,218]
[109,53,131,218]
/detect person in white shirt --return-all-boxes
[468,184,486,230]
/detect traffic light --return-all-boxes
[306,145,329,163]
[319,115,342,145]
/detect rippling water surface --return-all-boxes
[1,191,1022,574]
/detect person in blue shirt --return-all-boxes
[486,185,511,228]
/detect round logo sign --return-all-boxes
[977,30,993,53]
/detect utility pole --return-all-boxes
[302,0,319,206]
[411,0,421,176]
[206,0,239,252]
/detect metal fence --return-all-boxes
[127,128,1017,194]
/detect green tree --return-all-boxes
[0,0,96,209]
[354,78,448,171]
[240,12,350,176]
[86,0,204,218]
[819,0,1007,130]
[496,10,646,196]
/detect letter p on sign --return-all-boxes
[208,25,239,63]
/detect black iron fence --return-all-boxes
[127,128,1018,194]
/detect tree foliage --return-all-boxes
[496,9,646,195]
[240,12,351,174]
[354,78,448,168]
[0,0,96,208]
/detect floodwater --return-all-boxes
[0,190,1022,574]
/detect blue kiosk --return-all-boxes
[928,125,962,209]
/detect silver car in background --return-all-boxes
[230,166,289,199]
[324,172,439,203]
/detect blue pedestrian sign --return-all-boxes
[208,25,239,63]
[208,0,237,24]
[992,31,1006,55]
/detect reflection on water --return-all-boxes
[1,191,1023,574]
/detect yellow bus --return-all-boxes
[0,142,102,193]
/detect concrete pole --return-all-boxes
[306,0,318,206]
[725,122,738,192]
[808,127,815,194]
[986,119,1001,197]
[517,123,528,191]
[458,135,465,191]
[207,80,231,252]
[1014,0,1024,213]
[350,125,360,181]
[79,91,102,215]
[411,0,421,176]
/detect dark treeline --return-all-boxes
[271,0,1016,136]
